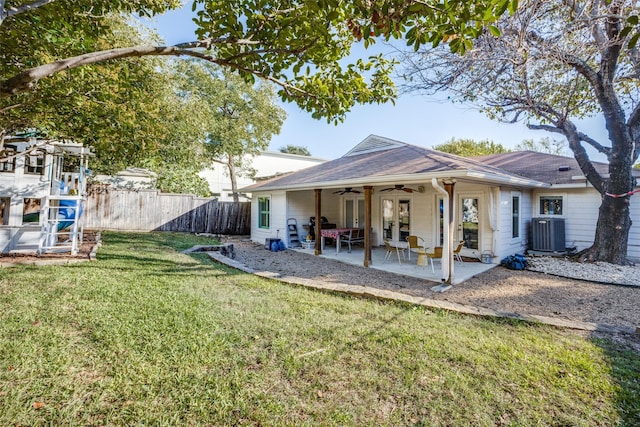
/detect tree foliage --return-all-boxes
[400,0,640,264]
[0,9,214,194]
[178,62,286,202]
[433,138,509,157]
[279,145,312,156]
[1,0,510,124]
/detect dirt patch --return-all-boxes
[0,231,99,266]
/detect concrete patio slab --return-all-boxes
[291,245,497,285]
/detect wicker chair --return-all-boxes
[383,238,406,264]
[453,240,465,262]
[425,246,443,273]
[405,235,425,260]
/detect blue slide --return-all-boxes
[57,199,82,231]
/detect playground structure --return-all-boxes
[0,135,91,255]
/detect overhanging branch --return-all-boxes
[0,0,58,26]
[0,42,314,101]
[529,122,611,158]
[528,123,563,134]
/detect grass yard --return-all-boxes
[0,232,638,426]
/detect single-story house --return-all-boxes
[243,135,640,283]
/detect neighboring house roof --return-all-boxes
[243,135,549,192]
[251,150,327,180]
[475,151,640,186]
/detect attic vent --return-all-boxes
[558,166,571,172]
[343,135,406,157]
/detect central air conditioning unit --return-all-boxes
[531,217,566,252]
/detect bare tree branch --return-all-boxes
[577,131,612,157]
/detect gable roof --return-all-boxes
[244,135,548,192]
[475,150,640,186]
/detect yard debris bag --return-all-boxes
[500,254,528,270]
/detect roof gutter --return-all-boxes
[244,170,550,193]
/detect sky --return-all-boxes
[146,4,609,161]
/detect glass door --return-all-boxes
[398,199,410,241]
[459,197,479,250]
[381,197,411,241]
[344,198,365,228]
[382,198,394,240]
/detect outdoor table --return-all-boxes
[320,228,354,254]
[415,248,430,266]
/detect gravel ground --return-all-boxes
[228,239,639,348]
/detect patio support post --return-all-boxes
[363,185,373,267]
[314,188,322,255]
[432,178,455,286]
[444,181,456,285]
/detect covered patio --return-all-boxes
[246,135,548,287]
[292,244,497,285]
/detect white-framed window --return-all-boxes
[511,193,520,238]
[258,196,270,229]
[24,149,45,175]
[0,146,16,172]
[539,195,563,216]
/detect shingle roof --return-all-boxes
[474,150,640,185]
[244,135,546,192]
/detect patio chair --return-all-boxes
[383,238,406,264]
[340,228,365,253]
[453,240,465,262]
[425,246,443,273]
[405,235,425,260]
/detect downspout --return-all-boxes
[431,178,453,285]
[489,187,499,259]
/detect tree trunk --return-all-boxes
[563,95,634,264]
[579,194,632,264]
[227,155,240,203]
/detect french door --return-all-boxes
[436,195,480,253]
[459,196,479,251]
[381,197,411,242]
[344,198,365,228]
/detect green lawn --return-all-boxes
[0,232,638,426]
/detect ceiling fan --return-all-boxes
[380,184,418,193]
[333,187,362,195]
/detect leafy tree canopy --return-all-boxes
[1,0,513,124]
[177,61,286,201]
[1,9,212,195]
[279,145,312,156]
[433,138,510,157]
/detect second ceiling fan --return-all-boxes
[333,187,362,195]
[380,184,418,193]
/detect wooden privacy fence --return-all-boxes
[83,185,250,234]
